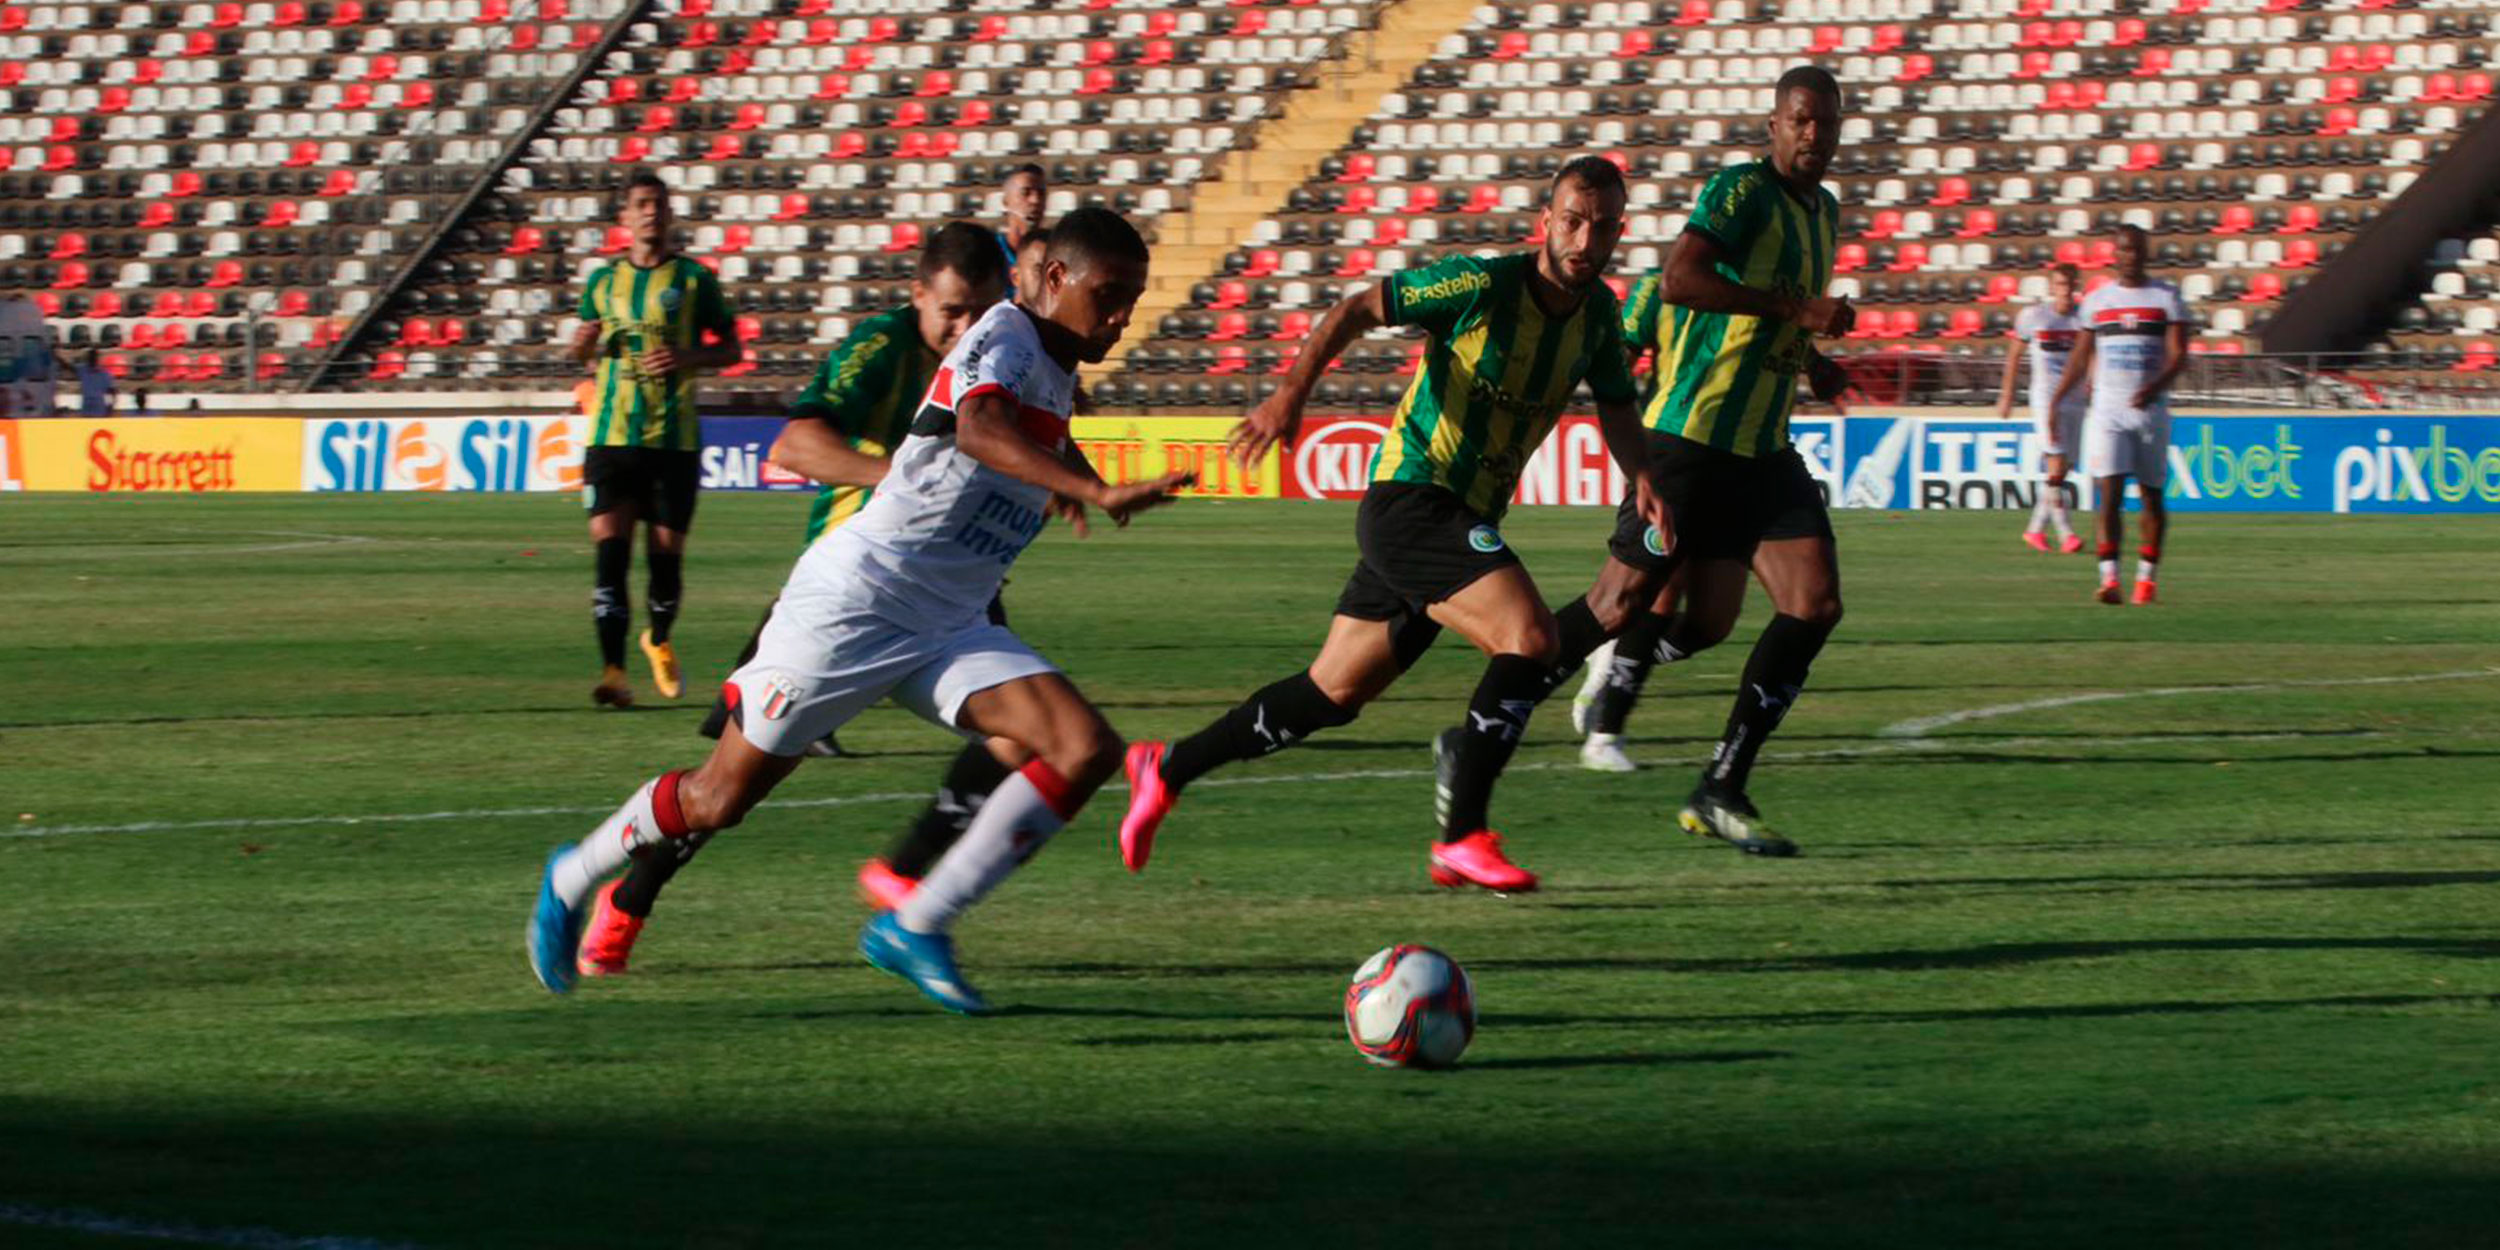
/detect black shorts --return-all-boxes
[1334,481,1522,622]
[584,447,702,530]
[1610,432,1833,570]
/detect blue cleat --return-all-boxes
[527,846,585,995]
[859,912,990,1015]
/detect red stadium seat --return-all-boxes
[212,3,243,27]
[897,133,932,158]
[1209,312,1249,341]
[2321,108,2357,137]
[2244,273,2283,302]
[1459,186,1500,214]
[1139,39,1175,67]
[1493,31,1529,60]
[1274,312,1312,341]
[340,83,372,108]
[1887,243,1929,273]
[2423,73,2458,103]
[320,170,358,197]
[1617,30,1652,56]
[831,132,866,158]
[599,225,631,254]
[774,194,809,222]
[51,261,90,290]
[1810,26,1842,55]
[149,292,184,318]
[1082,40,1115,67]
[2283,240,2318,268]
[1834,243,1866,273]
[43,146,78,173]
[371,350,406,381]
[973,15,1007,41]
[720,225,752,254]
[1079,69,1115,95]
[866,17,898,41]
[892,102,928,128]
[1339,187,1376,213]
[1208,345,1248,376]
[955,101,993,127]
[814,73,851,100]
[1407,186,1441,212]
[185,292,215,318]
[614,137,652,163]
[1956,208,1999,238]
[883,223,922,254]
[275,291,309,317]
[2112,18,2147,47]
[2216,205,2252,235]
[1337,249,1376,278]
[2462,74,2495,102]
[99,86,131,114]
[1374,218,1408,247]
[404,82,436,108]
[704,135,741,161]
[287,142,321,168]
[261,201,300,229]
[1931,177,1970,207]
[2125,143,2161,171]
[257,352,287,382]
[1231,10,1265,35]
[1870,25,1904,54]
[505,226,545,256]
[2453,341,2494,373]
[608,77,640,104]
[1979,274,2018,304]
[1895,54,1933,83]
[1243,249,1280,278]
[51,233,86,260]
[1671,0,1709,25]
[101,353,129,379]
[366,54,400,82]
[1863,209,1901,240]
[89,291,122,318]
[2280,205,2318,235]
[130,324,160,349]
[193,354,225,383]
[1340,154,1375,183]
[403,319,435,347]
[1210,281,1247,310]
[330,1,362,25]
[1146,12,1177,37]
[2053,240,2088,267]
[731,104,766,131]
[1944,309,1982,339]
[917,70,955,97]
[2324,76,2360,105]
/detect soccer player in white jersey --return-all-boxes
[526,208,1192,1013]
[2048,225,2190,605]
[1996,262,2086,553]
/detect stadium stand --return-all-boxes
[0,0,2494,408]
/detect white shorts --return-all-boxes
[2084,411,2170,487]
[2032,404,2084,459]
[726,595,1059,757]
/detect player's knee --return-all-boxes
[1677,614,1735,654]
[675,767,759,833]
[1055,717,1124,788]
[1495,617,1560,665]
[1796,596,1844,630]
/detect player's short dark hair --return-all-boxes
[2051,262,2080,285]
[1004,163,1046,185]
[1018,224,1054,254]
[1550,154,1626,202]
[1045,206,1148,273]
[618,168,670,212]
[917,220,1008,287]
[1775,65,1842,105]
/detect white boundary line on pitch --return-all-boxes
[1878,666,2500,738]
[2,728,2383,842]
[3,530,381,560]
[0,1201,418,1250]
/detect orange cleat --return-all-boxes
[2132,580,2157,605]
[575,879,645,978]
[2060,533,2084,554]
[2095,580,2123,605]
[2022,531,2052,552]
[856,857,919,912]
[1429,830,1539,893]
[1118,740,1176,873]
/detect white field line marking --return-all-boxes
[1878,666,2500,739]
[0,1201,418,1249]
[2,729,2380,842]
[4,529,380,560]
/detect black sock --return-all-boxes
[646,549,684,645]
[1704,613,1835,798]
[884,741,1017,878]
[610,832,709,918]
[1546,597,1611,694]
[1441,653,1550,840]
[699,602,777,740]
[1591,611,1671,734]
[593,536,631,668]
[1162,671,1357,790]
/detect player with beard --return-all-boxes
[1113,156,1667,893]
[2047,225,2190,605]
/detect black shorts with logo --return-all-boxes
[584,446,702,529]
[1334,481,1523,622]
[1609,432,1833,571]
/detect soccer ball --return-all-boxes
[1343,944,1475,1069]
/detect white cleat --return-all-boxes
[1570,640,1617,736]
[1579,732,1637,773]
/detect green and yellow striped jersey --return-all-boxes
[788,305,937,544]
[1647,159,1838,458]
[1370,251,1637,519]
[577,255,736,451]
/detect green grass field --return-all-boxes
[4,492,2497,1249]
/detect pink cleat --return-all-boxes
[2132,580,2158,605]
[2095,580,2123,605]
[2059,533,2084,554]
[1428,830,1540,893]
[1118,741,1176,873]
[856,858,918,912]
[576,880,644,978]
[2022,531,2052,552]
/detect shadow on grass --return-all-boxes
[1461,1049,1792,1071]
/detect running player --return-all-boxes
[1115,156,1667,893]
[1550,65,1856,855]
[568,170,744,707]
[528,208,1191,1013]
[2047,224,2189,605]
[575,222,1015,978]
[1997,262,2086,553]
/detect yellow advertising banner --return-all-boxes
[17,418,306,492]
[1070,416,1280,500]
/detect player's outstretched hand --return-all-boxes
[641,345,683,377]
[1049,493,1092,538]
[1227,390,1304,469]
[1798,295,1854,338]
[1097,471,1196,527]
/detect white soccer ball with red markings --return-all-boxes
[1344,944,1475,1069]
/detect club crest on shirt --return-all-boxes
[1467,524,1506,554]
[659,286,684,312]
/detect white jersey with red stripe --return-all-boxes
[784,300,1075,631]
[2014,302,2086,420]
[2078,279,2189,428]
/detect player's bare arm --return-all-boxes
[1662,232,1854,337]
[1993,336,2022,419]
[768,417,891,488]
[2047,327,2095,414]
[568,319,601,369]
[1229,283,1390,466]
[955,388,1191,523]
[1595,396,1670,549]
[2133,321,2191,410]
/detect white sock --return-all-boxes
[2137,558,2157,585]
[2026,492,2052,534]
[895,762,1074,935]
[1574,638,1617,703]
[551,773,683,909]
[2098,557,2118,584]
[2046,485,2074,538]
